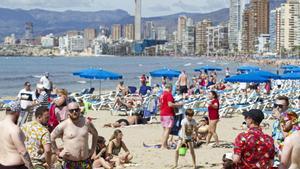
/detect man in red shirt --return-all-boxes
[160,83,183,149]
[233,109,275,169]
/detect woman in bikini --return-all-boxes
[92,136,114,169]
[107,130,133,168]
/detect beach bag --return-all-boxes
[48,104,59,132]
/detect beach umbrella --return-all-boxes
[237,66,260,72]
[280,65,298,70]
[283,68,300,74]
[149,68,181,78]
[224,73,269,83]
[75,68,122,96]
[194,65,223,72]
[280,73,300,80]
[249,70,280,79]
[72,68,95,87]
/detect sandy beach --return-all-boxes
[0,108,274,169]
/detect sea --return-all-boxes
[0,56,273,97]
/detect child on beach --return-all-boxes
[107,129,133,168]
[174,109,197,169]
[92,136,114,169]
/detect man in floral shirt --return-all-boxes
[233,109,275,169]
[22,106,51,168]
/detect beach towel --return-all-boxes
[48,104,59,132]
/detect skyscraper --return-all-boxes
[242,0,269,52]
[144,21,155,40]
[195,19,213,55]
[135,0,141,41]
[177,15,187,42]
[112,24,122,41]
[279,0,300,51]
[156,27,167,40]
[23,22,34,41]
[124,24,134,40]
[229,0,245,51]
[84,28,96,49]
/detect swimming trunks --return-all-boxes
[0,164,28,169]
[62,159,92,169]
[179,86,188,94]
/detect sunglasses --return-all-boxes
[69,108,80,113]
[273,103,286,109]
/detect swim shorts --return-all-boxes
[179,86,188,94]
[160,116,174,128]
[0,164,28,169]
[62,159,92,169]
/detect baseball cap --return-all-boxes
[242,109,264,124]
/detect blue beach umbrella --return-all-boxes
[237,66,260,72]
[280,73,300,80]
[280,65,298,70]
[74,68,122,96]
[225,73,269,83]
[194,65,222,72]
[249,70,280,79]
[150,68,181,78]
[283,68,300,74]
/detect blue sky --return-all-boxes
[0,0,229,17]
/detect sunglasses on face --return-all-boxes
[69,108,80,113]
[273,103,286,109]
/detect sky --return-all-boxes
[0,0,229,17]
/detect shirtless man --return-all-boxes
[51,102,98,169]
[280,131,300,169]
[0,101,33,169]
[177,70,188,95]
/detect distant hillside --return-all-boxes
[0,7,229,41]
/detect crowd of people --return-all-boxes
[0,70,300,169]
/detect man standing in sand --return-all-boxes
[40,72,52,94]
[21,106,52,168]
[280,131,300,169]
[233,109,275,168]
[177,70,188,96]
[51,102,98,169]
[160,84,183,149]
[17,81,37,126]
[0,101,33,169]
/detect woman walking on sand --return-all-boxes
[206,91,220,146]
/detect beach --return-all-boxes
[0,108,273,169]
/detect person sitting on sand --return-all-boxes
[92,136,114,169]
[175,109,197,169]
[116,81,128,96]
[196,116,209,141]
[103,114,145,128]
[107,129,133,168]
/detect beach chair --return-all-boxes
[128,86,137,94]
[142,95,159,123]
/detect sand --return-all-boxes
[0,109,274,169]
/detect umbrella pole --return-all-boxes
[99,80,101,99]
[90,79,92,88]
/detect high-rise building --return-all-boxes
[177,15,187,42]
[275,7,282,53]
[242,0,269,52]
[207,23,229,55]
[279,0,300,51]
[156,27,167,40]
[84,28,96,49]
[269,10,277,52]
[24,22,33,40]
[135,0,141,41]
[229,0,245,51]
[4,34,16,45]
[195,20,213,55]
[144,21,155,40]
[111,24,122,42]
[69,35,84,52]
[124,24,134,40]
[67,30,80,37]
